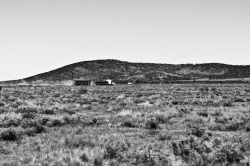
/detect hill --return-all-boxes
[4,59,250,84]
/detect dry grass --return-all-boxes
[0,84,250,165]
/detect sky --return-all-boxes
[0,0,250,81]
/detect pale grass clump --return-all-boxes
[117,109,133,117]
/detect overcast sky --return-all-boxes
[0,0,250,81]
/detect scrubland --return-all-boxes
[1,84,250,166]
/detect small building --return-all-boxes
[95,79,115,85]
[74,79,94,86]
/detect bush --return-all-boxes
[144,119,159,130]
[172,136,244,165]
[16,106,37,114]
[46,118,63,127]
[121,121,136,128]
[24,125,46,136]
[211,87,217,91]
[63,115,72,124]
[21,119,40,128]
[63,135,95,148]
[245,123,250,132]
[157,132,171,141]
[104,145,121,159]
[78,88,88,94]
[171,136,212,165]
[225,122,242,131]
[172,101,178,105]
[0,128,19,141]
[79,153,89,162]
[210,110,223,117]
[189,126,205,137]
[197,110,209,117]
[213,143,244,164]
[22,112,36,119]
[234,97,245,102]
[40,108,55,115]
[0,102,5,107]
[34,124,46,133]
[2,118,21,128]
[93,157,103,166]
[223,101,233,107]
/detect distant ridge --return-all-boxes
[3,59,250,84]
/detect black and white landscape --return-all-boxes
[1,0,250,165]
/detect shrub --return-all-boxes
[188,126,205,137]
[21,119,40,128]
[0,107,6,114]
[53,93,60,98]
[46,118,63,127]
[103,139,129,161]
[197,110,209,117]
[0,128,19,141]
[155,114,170,123]
[16,106,37,114]
[208,124,225,131]
[213,143,244,164]
[211,87,217,91]
[24,125,46,136]
[223,101,233,107]
[78,88,88,94]
[210,110,223,117]
[22,112,36,119]
[63,135,95,148]
[234,97,245,102]
[0,102,5,107]
[172,101,178,105]
[40,108,55,115]
[63,115,72,124]
[2,118,21,128]
[93,157,103,166]
[225,122,242,131]
[79,153,89,162]
[157,132,171,141]
[245,123,250,132]
[144,119,159,130]
[171,136,212,165]
[35,124,46,133]
[172,136,244,165]
[121,121,136,128]
[104,145,121,160]
[214,117,228,124]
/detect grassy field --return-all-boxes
[1,84,250,166]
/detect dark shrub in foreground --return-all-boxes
[197,110,209,117]
[22,112,36,119]
[121,121,136,128]
[79,153,89,162]
[245,123,250,132]
[46,119,63,127]
[24,125,46,136]
[0,128,19,141]
[223,101,233,107]
[40,108,55,115]
[144,119,159,129]
[78,88,88,94]
[172,136,244,165]
[188,126,205,137]
[213,143,244,164]
[16,106,37,114]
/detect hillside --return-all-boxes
[5,59,250,84]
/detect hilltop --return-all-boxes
[3,59,250,84]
